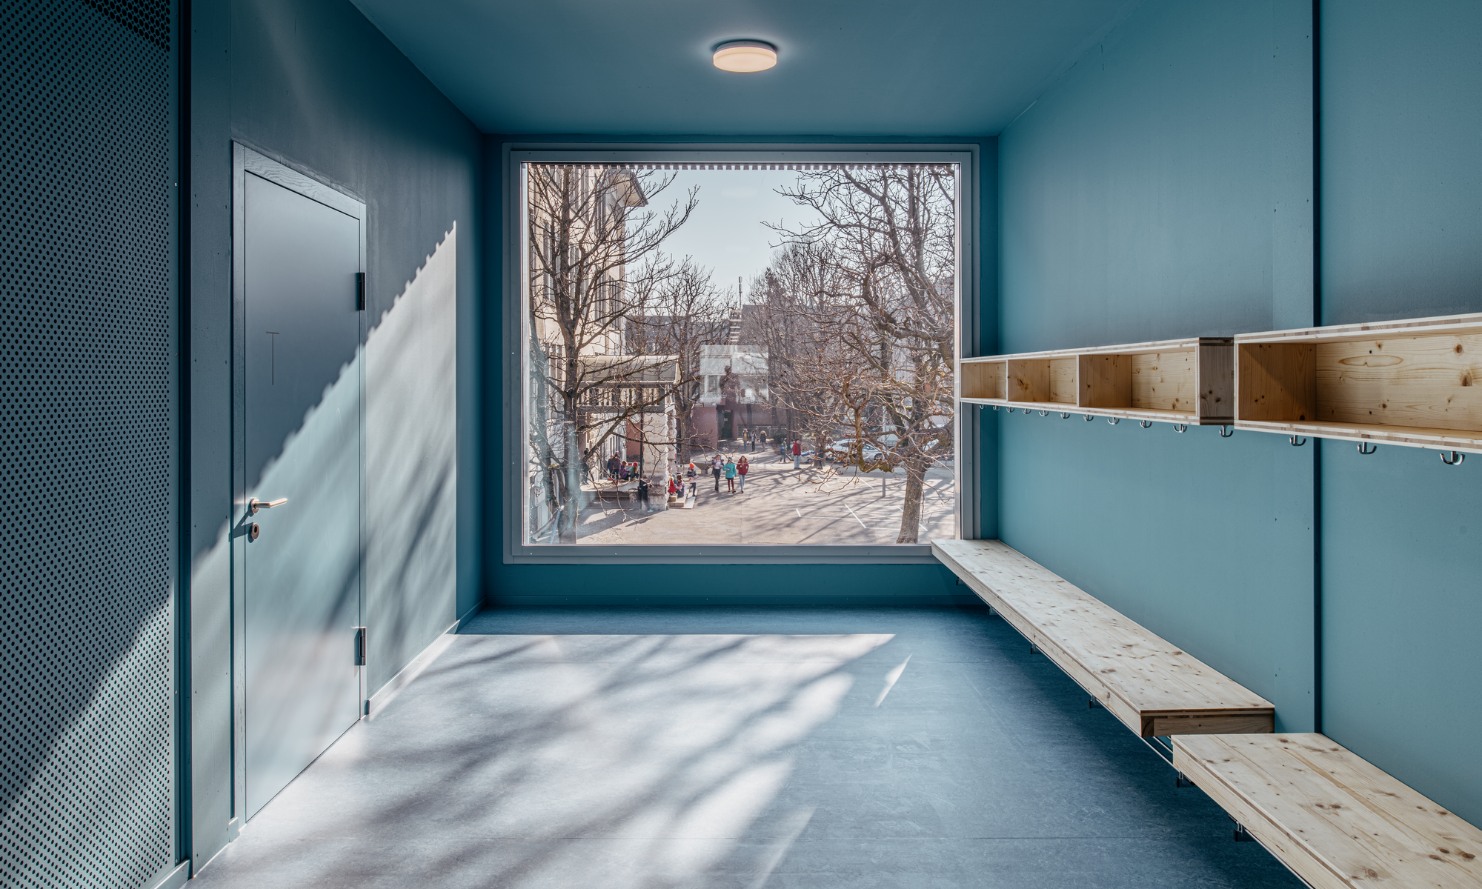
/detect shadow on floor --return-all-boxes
[194,604,1303,888]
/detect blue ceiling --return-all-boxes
[349,0,1141,136]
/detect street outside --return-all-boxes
[572,447,956,545]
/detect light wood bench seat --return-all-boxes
[932,539,1274,737]
[1174,734,1482,889]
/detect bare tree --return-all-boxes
[525,164,698,542]
[769,165,957,543]
[745,242,849,449]
[627,258,729,465]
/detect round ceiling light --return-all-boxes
[712,40,777,73]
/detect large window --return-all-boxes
[507,148,976,561]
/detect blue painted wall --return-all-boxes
[1318,0,1482,825]
[999,0,1482,824]
[188,0,482,867]
[997,0,1318,733]
[480,135,997,604]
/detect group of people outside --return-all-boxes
[598,451,641,483]
[681,453,750,495]
[579,433,802,519]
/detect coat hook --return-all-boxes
[1289,435,1307,447]
[1356,442,1377,455]
[1107,417,1120,425]
[1219,425,1234,438]
[993,405,1000,411]
[1173,423,1188,433]
[1441,450,1465,466]
[1006,407,1015,413]
[1039,410,1049,417]
[1139,420,1152,429]
[1084,414,1094,422]
[1060,412,1071,419]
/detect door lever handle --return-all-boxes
[249,497,289,515]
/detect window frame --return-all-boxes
[502,142,980,564]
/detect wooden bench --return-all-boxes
[932,539,1274,737]
[1174,734,1482,889]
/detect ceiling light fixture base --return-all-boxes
[713,40,778,73]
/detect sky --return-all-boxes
[642,170,823,306]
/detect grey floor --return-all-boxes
[194,604,1304,888]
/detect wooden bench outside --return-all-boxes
[1174,734,1482,889]
[932,539,1274,737]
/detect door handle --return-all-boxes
[249,497,289,515]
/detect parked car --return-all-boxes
[822,438,857,461]
[825,438,893,467]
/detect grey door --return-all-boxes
[241,165,362,818]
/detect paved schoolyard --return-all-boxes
[574,453,956,545]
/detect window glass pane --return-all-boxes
[523,163,958,545]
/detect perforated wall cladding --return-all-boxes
[0,1,176,888]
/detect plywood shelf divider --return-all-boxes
[958,337,1234,425]
[1175,734,1482,889]
[933,539,1274,738]
[1234,312,1482,455]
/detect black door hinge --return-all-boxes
[354,626,367,666]
[355,272,366,311]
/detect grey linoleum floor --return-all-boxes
[194,604,1303,888]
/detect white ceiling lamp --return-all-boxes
[712,40,777,73]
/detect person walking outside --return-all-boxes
[636,476,650,512]
[737,455,749,492]
[792,439,802,469]
[724,457,738,493]
[712,456,722,492]
[606,453,620,481]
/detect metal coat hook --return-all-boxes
[1039,410,1049,417]
[1173,423,1188,433]
[1289,435,1307,447]
[1107,417,1120,425]
[1139,420,1152,429]
[1060,412,1071,419]
[993,405,1000,411]
[1218,425,1234,438]
[1356,442,1377,455]
[1006,407,1015,414]
[1084,414,1094,422]
[1441,451,1465,466]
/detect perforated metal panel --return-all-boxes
[0,1,177,888]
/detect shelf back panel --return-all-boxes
[1078,353,1132,408]
[1048,357,1077,405]
[1315,334,1482,433]
[1007,358,1050,402]
[1131,350,1196,412]
[962,360,1006,400]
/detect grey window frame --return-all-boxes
[502,142,979,564]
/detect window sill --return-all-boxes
[504,543,940,565]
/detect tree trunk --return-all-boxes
[895,451,930,544]
[557,400,580,543]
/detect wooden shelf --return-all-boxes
[1234,312,1482,453]
[959,337,1234,425]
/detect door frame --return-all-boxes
[230,143,367,822]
